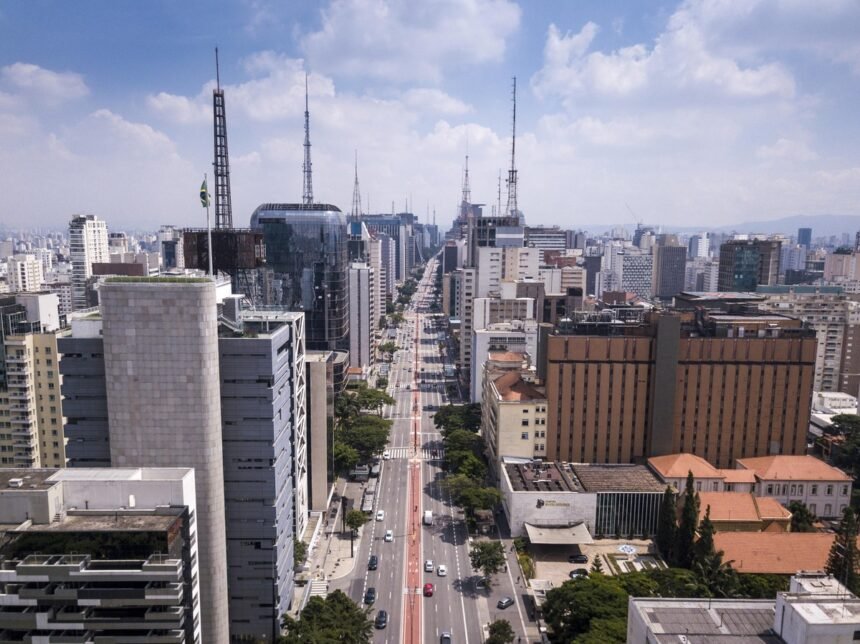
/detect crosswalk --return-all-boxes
[385,447,446,460]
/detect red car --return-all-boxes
[423,583,434,597]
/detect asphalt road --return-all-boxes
[333,256,532,644]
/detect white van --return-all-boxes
[423,510,433,526]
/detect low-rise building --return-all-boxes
[647,453,756,493]
[697,491,791,532]
[500,460,665,540]
[0,467,200,643]
[713,531,837,575]
[627,572,860,644]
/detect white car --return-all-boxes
[376,510,385,522]
[384,530,394,542]
[424,559,434,573]
[382,450,391,460]
[437,564,447,577]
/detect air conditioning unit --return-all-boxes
[8,478,24,488]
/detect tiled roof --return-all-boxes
[699,492,762,523]
[648,453,723,479]
[491,371,545,402]
[736,456,851,482]
[754,497,792,520]
[714,532,834,575]
[719,469,757,484]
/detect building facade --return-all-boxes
[717,239,781,292]
[348,262,376,370]
[7,254,43,293]
[68,215,109,311]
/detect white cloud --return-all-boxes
[402,89,472,115]
[147,92,210,124]
[1,62,89,103]
[756,137,818,162]
[300,0,520,82]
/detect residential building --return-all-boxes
[348,262,376,370]
[98,278,229,643]
[717,239,781,291]
[68,214,109,310]
[306,350,334,512]
[7,254,43,293]
[472,296,535,331]
[481,357,547,469]
[456,267,477,376]
[250,204,349,353]
[470,319,538,403]
[217,299,305,638]
[652,239,686,299]
[0,293,65,469]
[687,233,709,258]
[798,227,812,249]
[500,461,665,539]
[627,573,860,644]
[0,467,201,643]
[546,309,817,468]
[620,251,653,299]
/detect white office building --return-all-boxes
[68,214,108,310]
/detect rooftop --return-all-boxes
[12,512,179,533]
[629,598,780,643]
[714,532,835,575]
[570,463,666,493]
[648,453,723,479]
[505,462,581,493]
[491,371,545,402]
[0,470,58,491]
[736,455,851,482]
[697,492,791,524]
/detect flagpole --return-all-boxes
[205,172,213,276]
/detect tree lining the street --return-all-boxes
[469,540,506,585]
[280,590,372,643]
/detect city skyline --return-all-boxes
[1,1,860,231]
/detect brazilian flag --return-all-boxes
[200,179,210,207]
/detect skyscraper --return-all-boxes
[652,237,687,300]
[348,261,376,370]
[99,278,229,643]
[798,227,812,250]
[68,214,108,310]
[717,239,781,292]
[250,204,348,353]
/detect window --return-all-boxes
[696,481,702,492]
[798,485,804,495]
[809,504,816,514]
[713,482,719,491]
[843,485,850,496]
[790,485,796,496]
[521,419,529,427]
[811,484,818,495]
[766,484,773,495]
[827,485,834,495]
[825,504,832,516]
[521,432,529,440]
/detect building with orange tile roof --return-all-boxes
[737,455,852,519]
[698,492,791,532]
[647,453,755,494]
[714,532,835,575]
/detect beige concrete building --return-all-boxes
[481,354,547,471]
[546,309,817,468]
[7,254,44,293]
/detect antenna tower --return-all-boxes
[213,47,233,229]
[350,150,362,221]
[302,73,314,206]
[505,76,518,219]
[462,154,472,206]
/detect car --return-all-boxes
[497,596,514,609]
[569,568,589,579]
[374,609,388,629]
[364,587,377,604]
[437,564,447,577]
[424,559,434,573]
[368,555,378,571]
[475,578,488,590]
[382,450,391,460]
[423,583,435,597]
[384,530,394,542]
[440,633,452,644]
[568,553,589,564]
[376,510,385,522]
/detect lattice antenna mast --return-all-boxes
[505,76,518,219]
[302,73,314,206]
[213,47,233,229]
[462,154,472,207]
[350,150,362,221]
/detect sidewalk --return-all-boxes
[305,477,369,583]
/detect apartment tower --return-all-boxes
[68,214,109,310]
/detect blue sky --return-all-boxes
[1,0,859,231]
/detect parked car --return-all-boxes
[423,583,435,597]
[375,610,388,629]
[368,555,378,571]
[364,587,377,604]
[437,564,447,576]
[384,530,394,542]
[424,559,434,572]
[497,596,514,609]
[376,510,385,521]
[569,568,589,579]
[568,553,588,564]
[440,633,452,644]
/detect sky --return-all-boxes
[1,0,859,232]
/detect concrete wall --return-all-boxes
[100,280,229,644]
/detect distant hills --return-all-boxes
[585,214,860,238]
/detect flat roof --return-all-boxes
[7,513,178,533]
[0,470,59,490]
[571,463,666,493]
[505,462,581,493]
[525,522,593,545]
[630,598,780,643]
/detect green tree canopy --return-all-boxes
[486,619,515,644]
[656,486,677,563]
[332,442,359,475]
[339,415,392,462]
[826,506,860,594]
[788,501,818,532]
[345,509,368,534]
[674,471,699,568]
[294,537,308,569]
[542,575,629,643]
[280,589,372,643]
[469,540,506,583]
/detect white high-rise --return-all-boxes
[7,254,44,292]
[69,214,109,310]
[348,262,376,370]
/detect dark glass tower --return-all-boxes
[250,203,348,352]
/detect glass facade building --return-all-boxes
[250,204,349,352]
